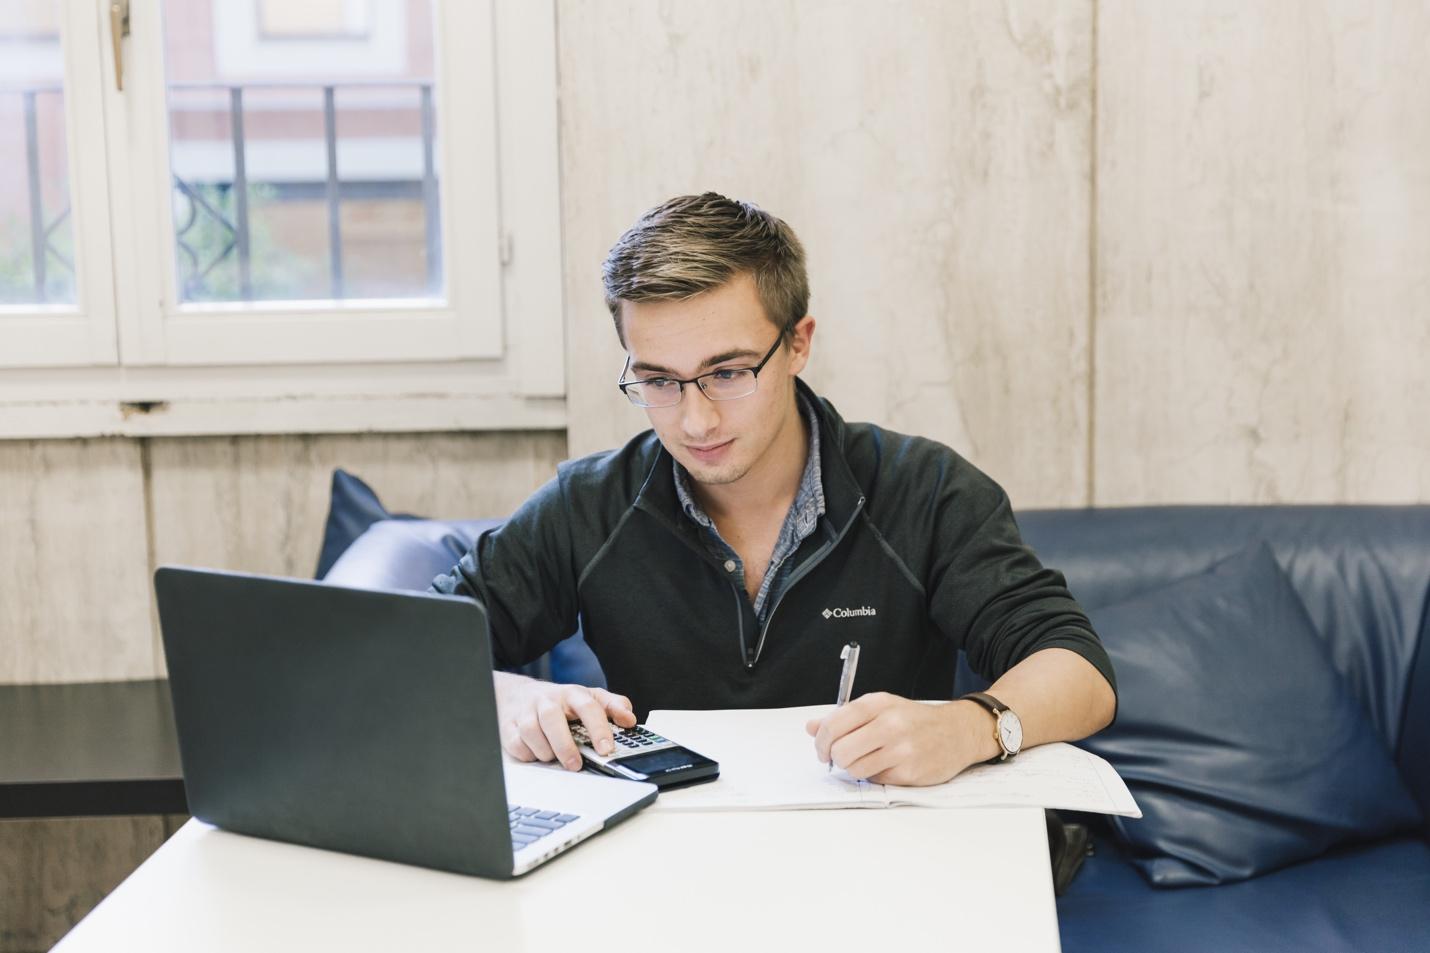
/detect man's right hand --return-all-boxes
[493,671,637,771]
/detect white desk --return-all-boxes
[55,807,1061,952]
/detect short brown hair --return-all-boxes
[602,192,809,345]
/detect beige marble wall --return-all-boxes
[1093,1,1430,504]
[146,431,565,578]
[560,1,1430,510]
[558,0,1096,510]
[0,440,155,683]
[0,815,183,953]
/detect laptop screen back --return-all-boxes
[155,567,517,878]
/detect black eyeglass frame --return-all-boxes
[617,335,785,408]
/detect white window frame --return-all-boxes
[0,0,564,439]
[0,0,120,368]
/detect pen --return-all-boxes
[829,641,860,772]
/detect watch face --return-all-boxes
[998,710,1023,754]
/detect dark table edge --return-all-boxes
[0,779,188,819]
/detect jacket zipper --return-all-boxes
[742,494,866,670]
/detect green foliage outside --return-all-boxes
[174,181,325,303]
[0,211,76,306]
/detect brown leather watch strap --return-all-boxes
[960,691,1009,716]
[959,691,1016,763]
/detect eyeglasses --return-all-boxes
[617,336,784,408]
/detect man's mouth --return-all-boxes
[686,439,734,462]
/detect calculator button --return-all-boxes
[555,814,578,823]
[534,811,559,820]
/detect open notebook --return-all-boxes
[645,704,1140,817]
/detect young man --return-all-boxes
[433,192,1116,786]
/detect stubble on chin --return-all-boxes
[681,459,747,487]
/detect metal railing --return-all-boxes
[8,80,442,304]
[170,79,442,301]
[10,85,72,303]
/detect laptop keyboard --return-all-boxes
[508,804,580,850]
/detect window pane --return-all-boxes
[0,3,77,306]
[258,0,370,39]
[162,0,442,305]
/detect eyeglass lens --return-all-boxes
[626,369,757,407]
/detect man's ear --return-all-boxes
[787,315,816,376]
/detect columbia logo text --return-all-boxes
[822,606,877,620]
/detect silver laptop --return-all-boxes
[154,566,657,879]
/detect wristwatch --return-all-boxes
[960,692,1023,762]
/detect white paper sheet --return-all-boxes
[646,704,1141,817]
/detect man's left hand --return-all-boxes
[805,692,988,786]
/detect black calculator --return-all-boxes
[569,723,720,790]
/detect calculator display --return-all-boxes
[611,747,712,776]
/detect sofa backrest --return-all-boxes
[1016,504,1430,835]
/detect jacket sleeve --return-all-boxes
[925,477,1118,700]
[429,474,580,670]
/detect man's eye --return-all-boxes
[644,378,678,390]
[710,369,741,382]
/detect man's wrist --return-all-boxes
[946,698,1003,772]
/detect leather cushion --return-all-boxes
[324,519,496,592]
[1080,542,1422,885]
[1016,505,1430,783]
[314,469,417,579]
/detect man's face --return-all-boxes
[620,273,812,488]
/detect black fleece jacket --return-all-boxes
[432,379,1116,719]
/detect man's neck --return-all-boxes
[694,401,809,525]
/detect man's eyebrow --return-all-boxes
[630,348,763,375]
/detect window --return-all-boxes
[0,0,563,438]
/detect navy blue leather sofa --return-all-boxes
[1019,506,1430,953]
[324,504,1430,952]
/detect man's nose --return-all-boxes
[679,384,720,437]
